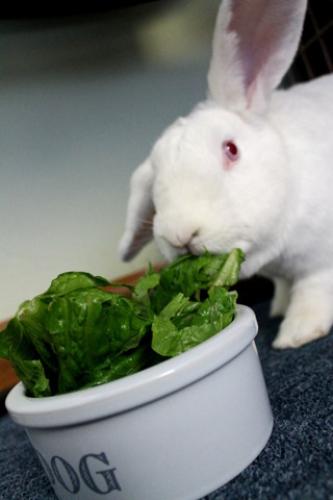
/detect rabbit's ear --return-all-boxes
[208,0,307,113]
[119,158,155,261]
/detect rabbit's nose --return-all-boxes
[173,229,200,253]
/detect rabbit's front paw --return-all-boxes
[272,280,333,349]
[273,324,327,349]
[272,307,329,349]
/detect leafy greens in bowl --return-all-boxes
[0,249,244,398]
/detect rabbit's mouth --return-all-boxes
[154,228,252,264]
[154,231,205,262]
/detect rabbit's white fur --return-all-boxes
[120,0,333,349]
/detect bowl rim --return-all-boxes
[5,305,258,429]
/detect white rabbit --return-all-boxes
[119,0,333,349]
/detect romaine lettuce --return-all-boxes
[0,249,244,397]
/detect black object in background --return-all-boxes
[0,0,164,19]
[287,0,333,83]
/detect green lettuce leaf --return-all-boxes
[83,345,155,388]
[0,318,52,397]
[151,287,237,357]
[45,288,151,394]
[44,272,110,297]
[0,250,244,397]
[148,248,244,313]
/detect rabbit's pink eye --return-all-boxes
[223,141,239,161]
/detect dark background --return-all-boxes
[0,0,332,83]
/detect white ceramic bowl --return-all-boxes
[6,305,273,500]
